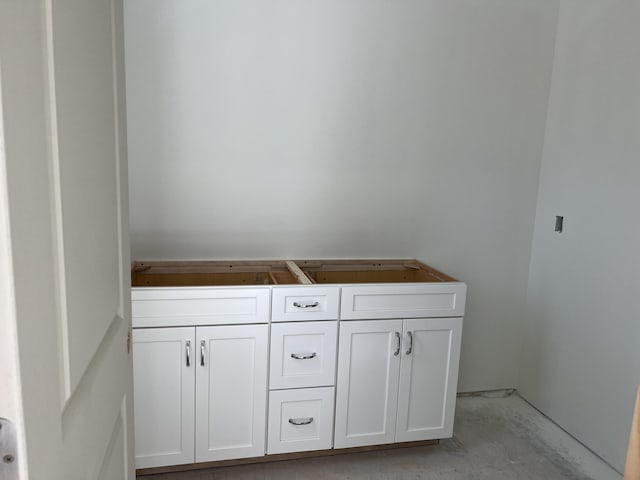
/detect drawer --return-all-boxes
[267,387,335,454]
[270,322,337,390]
[271,287,340,322]
[131,287,270,327]
[340,283,467,320]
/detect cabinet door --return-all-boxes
[334,320,402,448]
[395,318,462,442]
[195,324,268,462]
[132,327,195,469]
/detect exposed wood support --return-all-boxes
[285,260,313,285]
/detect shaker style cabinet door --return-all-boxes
[132,327,196,469]
[395,318,463,442]
[195,324,269,462]
[334,320,402,448]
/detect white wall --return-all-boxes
[124,0,559,391]
[520,0,640,472]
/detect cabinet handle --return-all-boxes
[293,301,319,309]
[406,331,413,355]
[186,340,191,367]
[290,352,317,360]
[288,417,314,426]
[200,340,205,366]
[394,332,401,356]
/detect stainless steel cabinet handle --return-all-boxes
[288,417,314,426]
[394,332,401,356]
[200,340,205,366]
[406,331,413,355]
[293,301,319,309]
[290,352,317,360]
[186,340,191,367]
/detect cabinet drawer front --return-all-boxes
[131,287,270,327]
[267,387,335,454]
[271,287,340,322]
[340,283,466,320]
[270,322,337,390]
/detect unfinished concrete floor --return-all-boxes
[138,393,622,480]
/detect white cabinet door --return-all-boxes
[195,324,268,462]
[133,327,195,468]
[395,318,463,442]
[334,320,402,448]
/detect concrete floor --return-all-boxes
[139,393,622,480]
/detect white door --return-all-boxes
[195,325,268,462]
[334,320,402,448]
[395,318,463,442]
[0,0,133,478]
[133,328,195,469]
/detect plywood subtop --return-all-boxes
[131,259,458,287]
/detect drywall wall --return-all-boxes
[124,0,559,390]
[520,0,640,471]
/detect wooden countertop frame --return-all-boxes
[131,259,458,287]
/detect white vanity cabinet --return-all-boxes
[333,281,465,449]
[131,260,466,473]
[131,283,271,469]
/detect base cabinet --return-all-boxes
[131,270,466,471]
[132,324,268,469]
[334,318,462,449]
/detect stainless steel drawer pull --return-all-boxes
[200,340,205,366]
[290,352,317,360]
[293,301,319,309]
[394,332,401,356]
[406,331,413,355]
[288,417,314,426]
[186,340,191,367]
